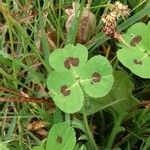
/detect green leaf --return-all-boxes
[119,22,146,49]
[32,146,45,150]
[47,71,84,113]
[80,56,114,98]
[106,72,138,115]
[49,44,88,71]
[46,122,76,150]
[117,22,150,78]
[82,71,138,115]
[0,143,9,150]
[117,47,150,78]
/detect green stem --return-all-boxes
[83,113,98,150]
[106,114,126,149]
[65,113,70,125]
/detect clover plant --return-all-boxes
[47,44,114,113]
[117,22,150,78]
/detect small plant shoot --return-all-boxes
[47,44,114,113]
[117,22,150,78]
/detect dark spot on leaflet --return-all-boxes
[91,72,101,83]
[60,85,70,96]
[133,59,142,65]
[56,135,63,144]
[64,57,79,69]
[64,59,70,69]
[68,57,79,66]
[130,35,142,47]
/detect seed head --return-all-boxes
[101,1,130,40]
